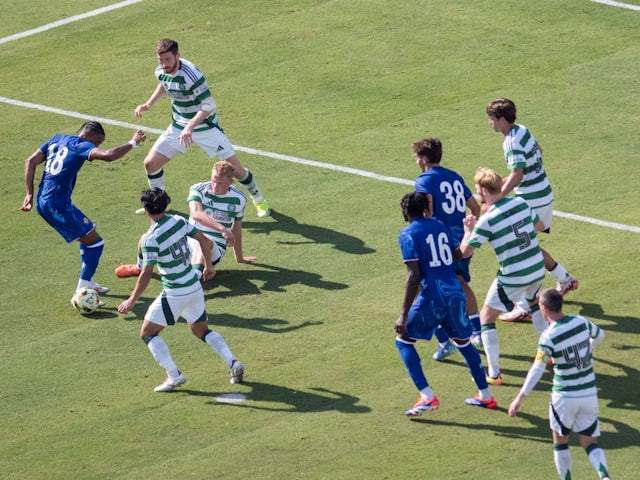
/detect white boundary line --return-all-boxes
[2,95,639,234]
[0,0,144,45]
[590,0,640,11]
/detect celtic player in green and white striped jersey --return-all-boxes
[487,98,578,323]
[509,289,611,480]
[134,38,270,218]
[459,168,547,386]
[118,188,245,391]
[187,161,257,276]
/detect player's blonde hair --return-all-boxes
[473,167,502,195]
[212,160,235,179]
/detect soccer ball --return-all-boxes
[71,287,100,315]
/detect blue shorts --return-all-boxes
[36,200,95,243]
[406,293,471,341]
[454,256,472,283]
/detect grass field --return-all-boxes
[1,1,639,479]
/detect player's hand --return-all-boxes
[221,228,235,247]
[462,214,477,232]
[19,194,33,211]
[239,256,257,264]
[394,315,407,334]
[178,127,194,148]
[132,130,147,145]
[508,394,524,417]
[202,264,216,281]
[134,103,150,117]
[117,298,135,314]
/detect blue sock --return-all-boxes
[457,341,488,390]
[395,338,428,391]
[434,326,450,345]
[469,312,481,333]
[80,237,104,281]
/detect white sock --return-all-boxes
[147,336,180,378]
[549,262,570,282]
[76,279,91,290]
[419,386,435,400]
[586,444,609,479]
[554,446,572,480]
[204,330,235,367]
[482,327,500,378]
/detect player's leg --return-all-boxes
[395,336,440,416]
[457,260,482,347]
[550,394,577,480]
[574,395,610,480]
[552,431,573,480]
[143,127,183,190]
[141,297,185,392]
[479,281,504,384]
[432,326,456,361]
[185,293,244,384]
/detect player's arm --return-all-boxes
[395,260,421,335]
[90,130,147,162]
[117,264,155,314]
[466,195,481,218]
[457,215,478,259]
[508,349,548,417]
[178,96,216,148]
[135,83,167,117]
[188,200,235,246]
[231,220,257,264]
[501,167,523,196]
[193,231,215,281]
[20,149,46,211]
[590,322,605,348]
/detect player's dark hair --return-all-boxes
[140,188,171,215]
[539,288,563,313]
[78,121,105,136]
[487,98,517,123]
[156,38,179,55]
[401,191,431,222]
[411,137,442,164]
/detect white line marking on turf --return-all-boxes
[0,0,144,45]
[590,0,640,10]
[2,95,639,234]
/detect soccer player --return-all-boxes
[487,98,578,322]
[459,168,547,385]
[395,192,497,417]
[134,38,270,217]
[187,160,257,276]
[117,188,244,391]
[114,160,257,279]
[508,288,611,480]
[19,121,146,302]
[413,136,483,359]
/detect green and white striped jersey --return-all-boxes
[187,182,247,256]
[155,58,218,132]
[538,315,603,397]
[141,214,201,291]
[466,196,545,287]
[503,124,553,209]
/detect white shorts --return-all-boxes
[153,124,236,160]
[549,393,600,437]
[533,203,554,231]
[484,278,543,312]
[145,285,207,326]
[187,236,223,265]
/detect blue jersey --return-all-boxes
[415,166,473,243]
[36,135,96,206]
[399,217,465,305]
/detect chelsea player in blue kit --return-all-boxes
[20,121,146,304]
[395,192,496,416]
[413,137,483,359]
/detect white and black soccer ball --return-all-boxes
[71,287,100,315]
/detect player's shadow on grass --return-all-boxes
[564,300,640,337]
[242,210,376,255]
[203,263,348,299]
[207,382,371,414]
[208,312,323,334]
